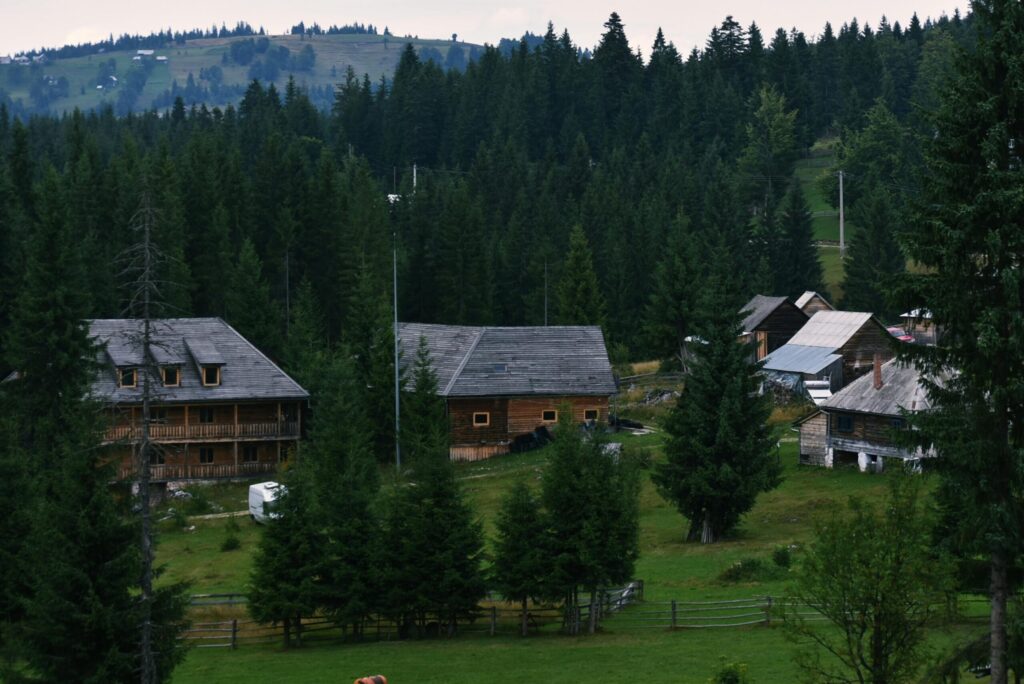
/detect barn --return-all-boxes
[399,323,617,461]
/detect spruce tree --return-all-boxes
[402,336,447,462]
[775,180,824,298]
[896,2,1024,680]
[738,86,799,212]
[225,237,283,357]
[492,482,548,637]
[248,464,323,648]
[282,277,327,394]
[841,187,905,319]
[557,224,606,328]
[653,244,780,543]
[305,350,381,635]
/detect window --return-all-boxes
[242,445,258,463]
[149,450,165,465]
[891,418,906,431]
[472,412,490,427]
[541,409,557,423]
[202,365,221,387]
[198,447,214,464]
[837,414,854,433]
[161,366,179,387]
[584,409,599,422]
[118,368,137,388]
[198,407,215,424]
[151,408,168,423]
[493,363,507,373]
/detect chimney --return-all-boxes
[873,353,884,390]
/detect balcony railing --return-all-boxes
[104,421,299,443]
[119,461,279,482]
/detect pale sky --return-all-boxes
[0,0,968,58]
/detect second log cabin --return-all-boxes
[399,323,617,461]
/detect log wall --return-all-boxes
[799,412,828,466]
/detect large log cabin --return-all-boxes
[399,323,618,462]
[798,357,934,471]
[90,318,308,483]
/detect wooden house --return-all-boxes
[399,323,617,461]
[794,290,834,317]
[739,295,808,361]
[798,357,933,471]
[91,318,308,483]
[762,310,894,390]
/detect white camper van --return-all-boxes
[248,482,284,523]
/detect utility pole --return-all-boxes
[838,170,845,259]
[544,258,548,326]
[412,163,417,191]
[393,232,401,471]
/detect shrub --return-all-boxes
[709,660,752,684]
[718,557,779,583]
[221,516,241,552]
[772,545,792,568]
[182,487,213,516]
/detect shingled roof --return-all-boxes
[740,295,789,332]
[399,323,616,397]
[822,359,931,416]
[89,318,308,405]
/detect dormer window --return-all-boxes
[202,366,221,387]
[118,368,137,388]
[161,366,180,387]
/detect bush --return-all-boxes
[221,516,241,552]
[709,660,752,684]
[718,557,781,583]
[182,488,213,516]
[772,545,792,568]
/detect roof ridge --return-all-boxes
[443,327,485,396]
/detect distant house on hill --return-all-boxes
[794,290,834,317]
[738,295,808,362]
[762,310,894,391]
[798,357,934,471]
[399,323,617,461]
[89,318,308,483]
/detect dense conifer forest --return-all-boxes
[0,11,970,372]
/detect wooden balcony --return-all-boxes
[119,461,279,482]
[104,421,300,444]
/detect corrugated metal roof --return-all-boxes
[399,323,616,397]
[822,359,931,416]
[740,295,788,332]
[88,318,308,405]
[787,310,875,348]
[795,291,832,310]
[762,344,843,374]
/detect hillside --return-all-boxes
[0,33,480,116]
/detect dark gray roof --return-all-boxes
[89,318,308,405]
[762,344,843,374]
[822,360,930,416]
[741,295,789,332]
[399,323,616,397]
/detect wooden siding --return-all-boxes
[450,444,511,462]
[756,302,809,357]
[800,295,833,317]
[507,396,609,436]
[829,411,903,449]
[837,323,895,385]
[799,413,828,465]
[448,397,510,445]
[111,439,286,482]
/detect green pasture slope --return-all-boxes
[0,33,472,115]
[161,431,976,684]
[794,141,849,301]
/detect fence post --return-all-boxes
[765,596,773,626]
[490,606,497,636]
[671,600,677,629]
[639,579,645,602]
[231,619,238,650]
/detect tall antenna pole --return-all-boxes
[544,258,548,326]
[393,232,401,470]
[412,163,417,191]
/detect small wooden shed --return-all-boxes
[739,295,809,361]
[794,290,834,317]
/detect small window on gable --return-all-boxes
[242,445,258,463]
[584,409,599,422]
[541,409,557,423]
[198,407,215,424]
[472,412,490,427]
[198,447,214,464]
[202,366,221,387]
[161,366,179,387]
[837,414,854,433]
[118,368,137,388]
